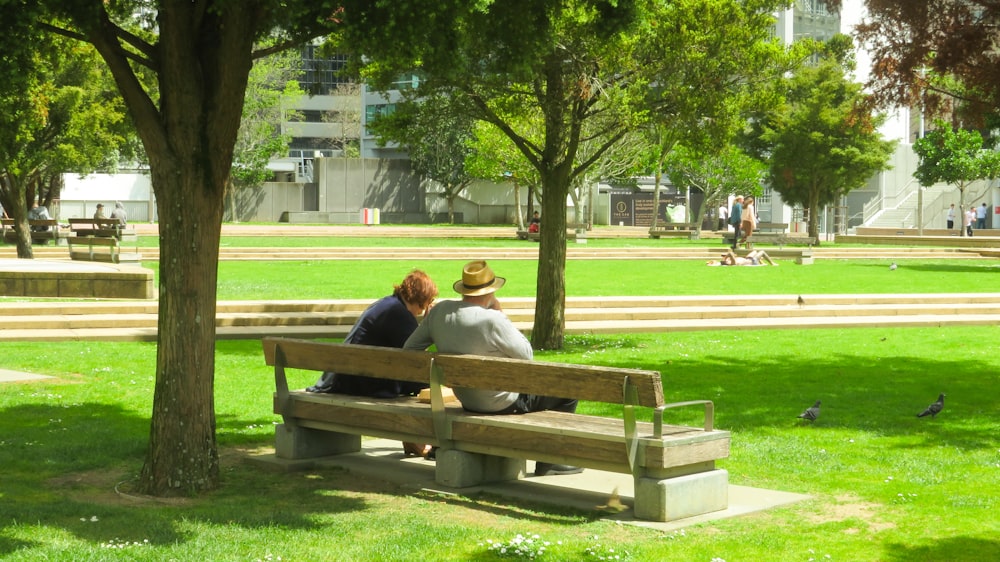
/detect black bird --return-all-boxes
[797,295,806,307]
[917,393,946,418]
[798,400,821,421]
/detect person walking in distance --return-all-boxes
[728,196,743,250]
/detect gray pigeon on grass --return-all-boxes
[798,400,821,421]
[917,393,945,418]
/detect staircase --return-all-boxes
[4,294,1000,342]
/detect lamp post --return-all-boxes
[917,67,926,236]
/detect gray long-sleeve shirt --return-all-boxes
[403,299,532,412]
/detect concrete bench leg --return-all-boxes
[435,448,525,488]
[274,423,361,460]
[633,469,729,522]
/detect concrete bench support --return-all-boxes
[275,423,362,459]
[634,468,729,522]
[435,448,525,488]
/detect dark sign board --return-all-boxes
[610,189,702,227]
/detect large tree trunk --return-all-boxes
[139,165,224,493]
[4,180,33,259]
[808,194,822,245]
[532,166,570,350]
[78,3,257,495]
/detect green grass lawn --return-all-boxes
[193,258,997,300]
[1,233,999,560]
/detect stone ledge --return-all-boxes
[0,259,156,299]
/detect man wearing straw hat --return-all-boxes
[404,260,583,476]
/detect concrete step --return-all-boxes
[3,244,994,262]
[3,294,1000,341]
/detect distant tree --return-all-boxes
[465,120,542,229]
[228,49,303,221]
[326,82,363,158]
[913,122,1000,236]
[368,92,476,223]
[665,144,766,235]
[339,0,790,349]
[0,32,131,258]
[828,0,1000,121]
[747,38,896,242]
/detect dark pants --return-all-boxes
[731,223,741,249]
[495,394,577,415]
[947,220,954,229]
[977,218,986,229]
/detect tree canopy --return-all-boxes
[337,0,790,349]
[368,92,477,224]
[913,121,1000,235]
[744,38,896,241]
[830,0,1000,121]
[0,28,132,257]
[32,0,340,496]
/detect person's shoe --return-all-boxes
[534,462,584,476]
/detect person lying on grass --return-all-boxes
[707,249,777,266]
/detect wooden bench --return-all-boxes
[263,337,731,522]
[649,222,698,239]
[755,222,788,233]
[723,231,817,249]
[66,218,137,241]
[516,222,591,241]
[1,218,64,244]
[66,218,140,263]
[67,235,121,263]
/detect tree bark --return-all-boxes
[76,3,257,495]
[3,178,34,259]
[532,166,570,350]
[139,166,224,493]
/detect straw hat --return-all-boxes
[453,260,506,296]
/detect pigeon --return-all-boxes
[798,400,821,421]
[917,393,945,418]
[596,486,627,513]
[889,262,897,270]
[797,295,806,307]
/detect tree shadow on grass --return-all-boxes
[0,401,367,556]
[584,350,1000,450]
[859,261,1000,274]
[883,536,1000,562]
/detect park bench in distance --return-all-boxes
[1,218,64,245]
[648,222,698,239]
[263,337,731,522]
[516,222,590,241]
[66,218,140,263]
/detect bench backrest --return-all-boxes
[262,336,664,408]
[2,218,58,226]
[68,218,125,228]
[263,337,432,385]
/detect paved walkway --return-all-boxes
[250,438,810,532]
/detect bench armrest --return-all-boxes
[653,400,715,437]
